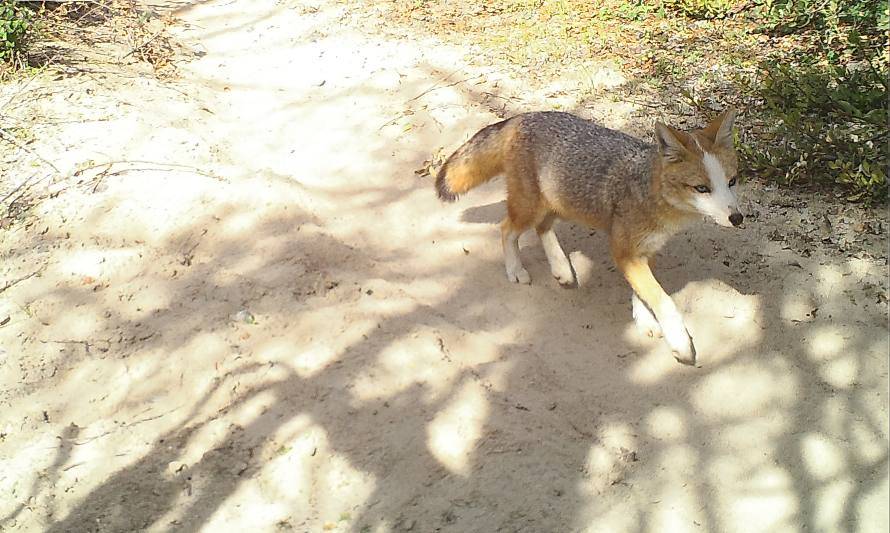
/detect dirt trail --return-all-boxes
[0,1,887,532]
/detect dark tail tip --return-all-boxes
[435,164,458,202]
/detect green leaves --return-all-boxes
[744,57,887,201]
[662,0,738,19]
[737,0,888,201]
[0,0,30,62]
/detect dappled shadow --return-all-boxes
[0,1,886,532]
[24,184,885,532]
[0,423,79,529]
[460,199,506,226]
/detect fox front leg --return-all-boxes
[632,292,662,338]
[616,256,696,365]
[536,214,575,286]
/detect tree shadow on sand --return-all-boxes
[3,7,886,531]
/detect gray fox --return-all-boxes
[435,110,743,365]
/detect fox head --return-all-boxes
[655,110,743,228]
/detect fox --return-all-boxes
[435,110,743,365]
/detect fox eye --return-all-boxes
[693,185,711,193]
[728,177,737,187]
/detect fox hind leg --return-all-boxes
[536,213,575,286]
[501,154,544,285]
[501,216,531,284]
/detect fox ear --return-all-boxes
[655,122,687,163]
[703,108,737,148]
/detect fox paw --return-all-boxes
[506,266,531,284]
[671,338,697,366]
[632,295,661,338]
[633,309,662,338]
[551,263,575,286]
[551,267,575,285]
[662,320,696,366]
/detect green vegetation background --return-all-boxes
[3,0,888,200]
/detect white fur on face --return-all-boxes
[694,151,739,227]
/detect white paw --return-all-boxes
[506,266,531,284]
[633,306,662,338]
[632,294,661,338]
[661,315,696,365]
[550,261,575,286]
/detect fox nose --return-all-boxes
[729,212,744,227]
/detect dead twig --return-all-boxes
[481,91,521,102]
[72,407,180,445]
[0,127,62,174]
[83,162,114,193]
[407,69,483,103]
[105,166,227,183]
[377,109,414,131]
[7,177,52,206]
[121,28,165,62]
[1,173,39,204]
[0,269,41,294]
[2,174,53,208]
[62,462,86,472]
[379,72,486,130]
[73,160,228,182]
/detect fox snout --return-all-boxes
[712,208,743,228]
[703,199,743,227]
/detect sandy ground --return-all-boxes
[0,1,888,532]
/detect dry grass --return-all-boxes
[1,0,183,225]
[15,0,180,77]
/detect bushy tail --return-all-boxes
[436,118,512,202]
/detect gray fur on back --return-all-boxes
[514,111,656,219]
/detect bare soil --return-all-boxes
[0,1,887,532]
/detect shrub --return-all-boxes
[743,0,888,200]
[758,0,887,37]
[743,60,887,199]
[0,0,31,63]
[663,0,739,19]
